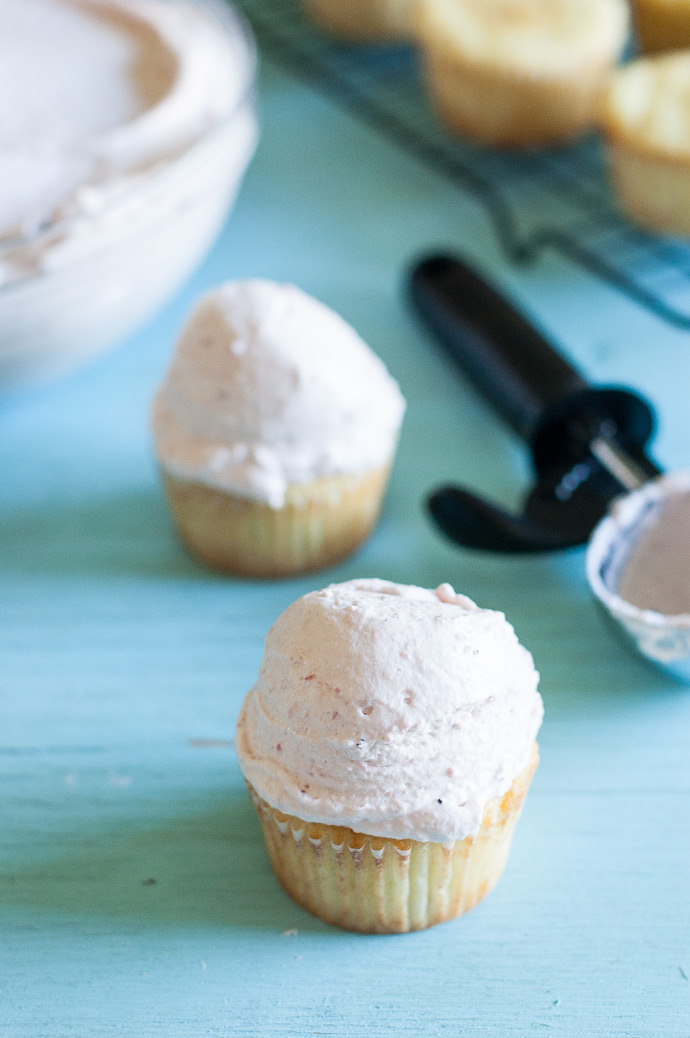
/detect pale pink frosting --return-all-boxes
[236,578,543,842]
[152,280,406,507]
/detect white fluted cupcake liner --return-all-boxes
[248,742,538,933]
[161,464,391,578]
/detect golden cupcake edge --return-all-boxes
[161,464,392,578]
[248,741,540,933]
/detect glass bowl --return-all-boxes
[0,0,258,389]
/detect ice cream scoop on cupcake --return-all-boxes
[152,281,405,577]
[236,578,543,933]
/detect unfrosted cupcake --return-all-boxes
[236,579,543,933]
[415,0,629,148]
[600,51,690,236]
[152,282,405,578]
[302,0,417,41]
[631,0,690,53]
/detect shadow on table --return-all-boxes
[0,787,330,934]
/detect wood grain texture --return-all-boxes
[2,50,690,1038]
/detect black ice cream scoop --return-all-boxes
[408,252,662,554]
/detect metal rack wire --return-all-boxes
[237,0,690,330]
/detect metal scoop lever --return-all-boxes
[408,253,662,553]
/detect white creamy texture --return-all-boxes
[589,470,690,617]
[615,489,690,616]
[0,0,252,266]
[152,281,406,508]
[585,472,690,676]
[236,579,543,842]
[418,0,628,76]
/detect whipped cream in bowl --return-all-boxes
[0,0,257,387]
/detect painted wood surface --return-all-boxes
[2,49,690,1038]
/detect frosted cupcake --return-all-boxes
[236,579,543,933]
[600,52,690,236]
[302,0,417,41]
[152,282,405,578]
[414,0,629,148]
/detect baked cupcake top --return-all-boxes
[236,578,543,842]
[152,281,406,508]
[416,0,629,76]
[601,52,690,159]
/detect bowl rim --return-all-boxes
[0,0,258,288]
[585,468,690,629]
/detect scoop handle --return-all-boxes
[409,253,588,444]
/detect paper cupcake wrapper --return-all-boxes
[161,465,391,578]
[248,743,539,934]
[603,137,690,238]
[418,36,615,148]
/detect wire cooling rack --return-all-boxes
[236,0,690,330]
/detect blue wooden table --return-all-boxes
[3,10,690,1035]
